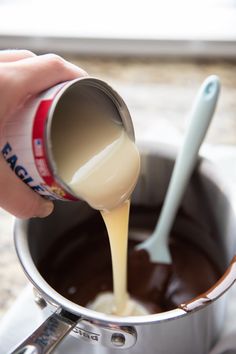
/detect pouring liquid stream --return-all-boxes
[101,201,130,314]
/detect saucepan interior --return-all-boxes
[14,144,236,325]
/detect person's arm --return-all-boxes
[0,50,88,219]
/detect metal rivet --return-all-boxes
[33,288,47,309]
[111,333,126,347]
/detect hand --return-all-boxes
[0,50,88,219]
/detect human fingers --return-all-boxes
[0,155,54,219]
[8,53,88,95]
[0,49,36,62]
[0,53,88,118]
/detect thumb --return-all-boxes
[0,155,54,219]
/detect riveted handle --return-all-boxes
[10,311,79,354]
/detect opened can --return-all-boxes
[0,78,134,201]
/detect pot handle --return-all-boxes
[10,310,79,354]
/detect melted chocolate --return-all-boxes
[38,205,221,314]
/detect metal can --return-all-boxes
[0,77,135,201]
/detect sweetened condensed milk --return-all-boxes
[51,86,145,315]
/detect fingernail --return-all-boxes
[38,201,54,218]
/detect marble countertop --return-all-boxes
[1,57,236,319]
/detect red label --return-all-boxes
[32,99,77,201]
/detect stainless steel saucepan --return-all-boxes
[11,144,236,354]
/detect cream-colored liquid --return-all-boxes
[68,131,140,211]
[92,199,148,316]
[52,88,145,315]
[101,201,130,314]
